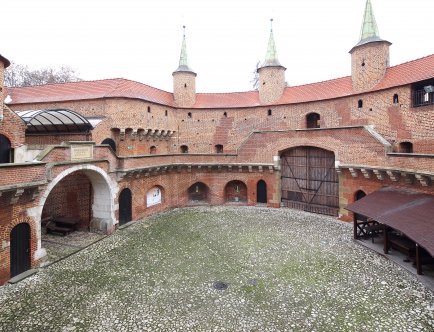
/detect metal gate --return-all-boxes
[10,223,31,278]
[281,147,339,216]
[119,188,132,225]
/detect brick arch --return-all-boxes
[278,143,340,162]
[29,165,117,243]
[187,181,210,203]
[224,180,248,203]
[146,184,165,207]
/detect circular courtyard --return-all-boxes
[0,206,433,331]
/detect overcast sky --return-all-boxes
[3,0,433,92]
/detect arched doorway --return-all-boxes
[188,182,209,203]
[256,180,267,204]
[39,165,115,235]
[280,146,339,216]
[101,138,116,153]
[10,223,31,278]
[0,134,11,163]
[119,188,132,225]
[354,190,367,222]
[225,180,247,203]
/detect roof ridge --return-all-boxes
[388,53,434,69]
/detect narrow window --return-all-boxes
[393,94,399,104]
[180,145,188,153]
[147,106,151,113]
[306,113,320,129]
[215,144,223,153]
[358,100,363,108]
[184,83,187,88]
[150,146,157,154]
[268,109,272,116]
[188,112,192,118]
[165,110,168,116]
[399,142,413,153]
[223,112,227,118]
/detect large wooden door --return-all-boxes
[119,188,132,225]
[10,223,31,278]
[281,147,339,216]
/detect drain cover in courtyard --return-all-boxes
[213,281,229,290]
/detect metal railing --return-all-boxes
[413,89,434,107]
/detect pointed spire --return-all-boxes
[174,26,195,73]
[360,0,379,41]
[350,0,391,53]
[260,19,283,68]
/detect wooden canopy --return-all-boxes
[345,187,434,257]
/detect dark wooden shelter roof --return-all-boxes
[345,187,434,256]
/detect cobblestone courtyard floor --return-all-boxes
[0,206,433,331]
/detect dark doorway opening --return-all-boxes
[354,190,367,222]
[188,182,209,203]
[0,134,12,163]
[256,180,267,204]
[10,223,31,278]
[101,138,116,153]
[119,188,132,225]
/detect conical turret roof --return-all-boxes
[350,0,391,53]
[259,20,286,70]
[173,26,195,74]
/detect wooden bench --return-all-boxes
[45,217,79,236]
[388,234,416,261]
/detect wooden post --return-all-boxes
[415,244,422,275]
[353,214,357,240]
[383,225,389,254]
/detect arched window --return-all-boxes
[0,134,12,163]
[180,145,188,153]
[358,99,363,108]
[165,110,168,116]
[147,106,151,113]
[268,109,272,116]
[223,112,227,117]
[150,146,157,154]
[187,112,192,118]
[101,138,116,153]
[215,144,223,153]
[188,182,209,203]
[306,113,320,129]
[393,94,399,104]
[399,141,413,153]
[225,180,248,203]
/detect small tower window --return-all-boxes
[268,109,272,116]
[223,112,227,118]
[215,144,223,153]
[150,146,157,154]
[165,110,168,116]
[399,141,413,153]
[180,145,189,153]
[188,112,192,118]
[393,94,399,104]
[184,83,187,88]
[306,113,321,129]
[358,99,363,109]
[147,106,151,113]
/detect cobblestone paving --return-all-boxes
[0,206,433,331]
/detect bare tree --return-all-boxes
[5,62,81,87]
[250,61,261,90]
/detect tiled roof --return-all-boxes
[6,54,434,109]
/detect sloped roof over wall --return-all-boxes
[6,54,434,109]
[17,109,93,133]
[345,187,434,257]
